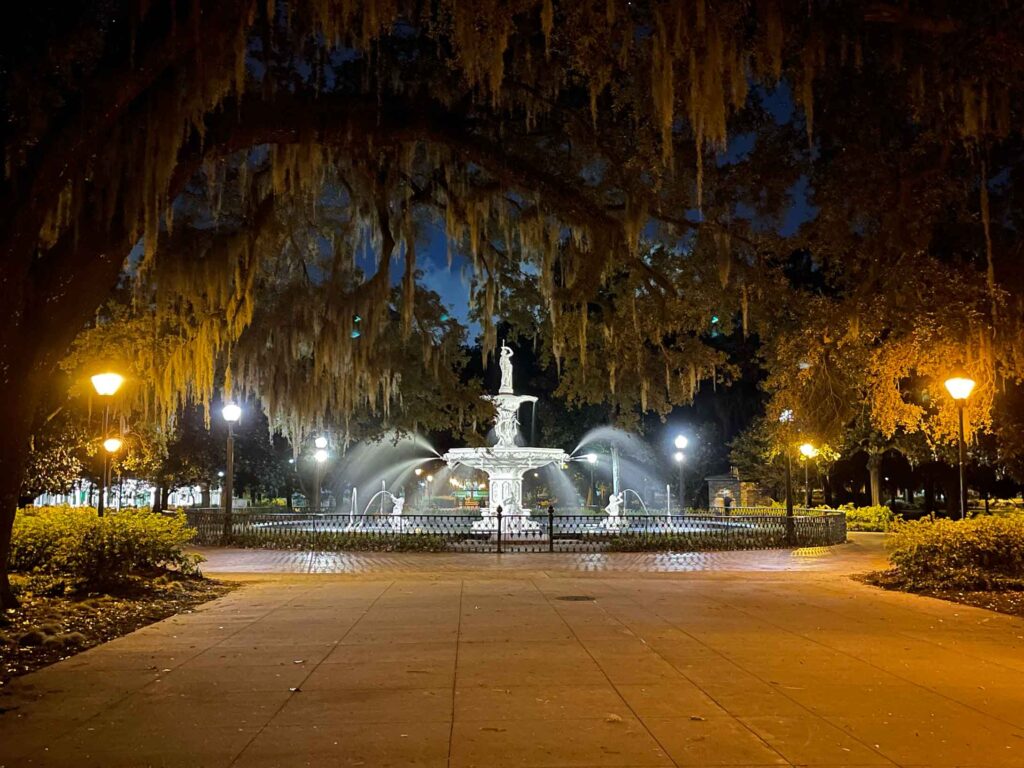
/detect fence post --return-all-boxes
[548,506,554,553]
[496,508,503,554]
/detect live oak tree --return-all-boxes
[3,1,1024,606]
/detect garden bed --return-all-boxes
[0,575,233,684]
[859,570,1024,620]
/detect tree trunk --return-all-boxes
[822,473,835,507]
[161,486,171,511]
[201,483,211,508]
[867,453,883,507]
[153,485,165,513]
[924,481,935,515]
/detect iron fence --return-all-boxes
[181,508,846,553]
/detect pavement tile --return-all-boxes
[231,721,451,768]
[450,716,672,767]
[454,684,629,721]
[641,716,790,766]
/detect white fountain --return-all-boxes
[443,342,569,534]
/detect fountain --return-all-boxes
[443,342,569,534]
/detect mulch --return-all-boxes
[858,570,1024,620]
[0,576,234,685]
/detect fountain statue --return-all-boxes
[601,491,626,530]
[443,342,569,534]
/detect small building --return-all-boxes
[706,468,769,510]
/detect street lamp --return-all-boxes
[779,410,795,542]
[101,437,122,512]
[313,446,328,511]
[91,372,123,516]
[799,442,819,508]
[221,402,241,542]
[585,453,597,507]
[945,376,976,520]
[673,450,686,511]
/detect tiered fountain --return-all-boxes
[443,343,569,533]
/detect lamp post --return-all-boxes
[799,443,819,508]
[91,372,123,516]
[221,403,241,542]
[779,410,795,542]
[673,435,688,510]
[313,436,329,511]
[585,453,597,507]
[944,376,976,520]
[101,437,122,515]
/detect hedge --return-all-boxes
[10,506,201,592]
[886,516,1024,590]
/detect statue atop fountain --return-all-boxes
[443,341,569,535]
[601,491,626,530]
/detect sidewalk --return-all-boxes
[3,534,1024,767]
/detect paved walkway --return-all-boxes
[3,535,1024,767]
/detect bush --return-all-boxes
[886,516,1024,590]
[840,504,896,532]
[10,506,201,592]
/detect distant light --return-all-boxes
[351,329,361,338]
[799,443,818,459]
[673,451,685,463]
[91,372,124,396]
[440,313,450,322]
[779,409,794,423]
[217,470,225,477]
[426,475,433,482]
[103,437,123,453]
[353,314,361,323]
[222,403,241,423]
[414,468,423,476]
[711,315,720,325]
[798,361,811,370]
[674,435,688,450]
[944,377,975,401]
[314,449,328,463]
[288,458,295,464]
[585,453,597,464]
[314,436,328,449]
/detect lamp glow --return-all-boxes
[799,442,819,459]
[314,436,328,449]
[674,435,688,450]
[426,475,433,483]
[102,437,123,453]
[944,377,976,401]
[222,403,241,423]
[673,451,685,463]
[313,448,328,463]
[585,453,597,464]
[91,372,124,396]
[414,468,423,476]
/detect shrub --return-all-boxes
[10,506,201,592]
[841,504,896,532]
[886,516,1024,590]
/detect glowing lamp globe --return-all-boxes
[222,403,241,423]
[674,435,688,450]
[673,451,685,463]
[102,437,123,453]
[585,453,597,464]
[91,372,124,396]
[314,436,328,449]
[313,448,328,463]
[414,468,423,476]
[944,377,975,402]
[799,443,819,459]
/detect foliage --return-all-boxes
[9,507,201,593]
[20,411,90,501]
[831,504,896,532]
[885,517,1024,591]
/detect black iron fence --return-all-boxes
[180,507,846,553]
